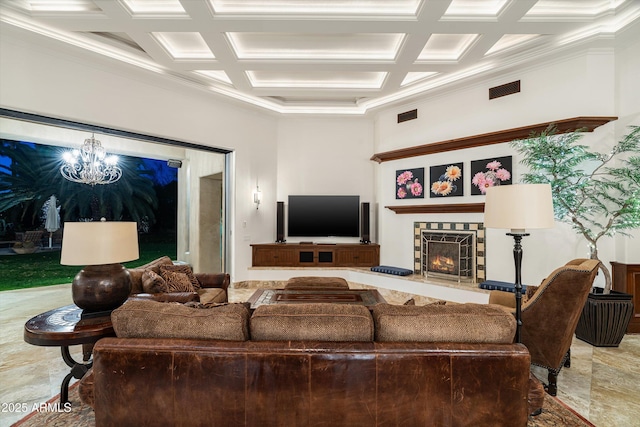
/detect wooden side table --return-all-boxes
[24,304,115,404]
[611,262,640,333]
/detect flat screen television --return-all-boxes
[288,195,360,238]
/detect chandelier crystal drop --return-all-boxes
[60,134,122,185]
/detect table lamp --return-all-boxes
[484,183,554,342]
[61,219,139,314]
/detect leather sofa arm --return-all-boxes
[196,273,230,291]
[129,292,199,303]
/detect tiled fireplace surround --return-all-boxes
[414,222,485,283]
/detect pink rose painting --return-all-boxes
[396,168,424,199]
[430,163,464,198]
[470,156,513,195]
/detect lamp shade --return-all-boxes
[60,221,139,266]
[484,184,555,232]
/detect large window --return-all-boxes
[0,110,230,275]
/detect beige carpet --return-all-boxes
[12,384,594,427]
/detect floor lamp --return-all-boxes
[484,184,554,342]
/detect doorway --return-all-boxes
[199,173,224,273]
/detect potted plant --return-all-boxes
[511,125,639,346]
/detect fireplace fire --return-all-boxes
[430,254,456,274]
[422,231,475,282]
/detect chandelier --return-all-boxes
[60,134,122,185]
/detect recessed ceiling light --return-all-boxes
[485,34,542,55]
[26,0,101,12]
[246,71,387,89]
[209,0,421,15]
[443,0,508,17]
[121,0,186,14]
[152,32,215,59]
[194,70,232,85]
[227,33,404,60]
[417,34,479,61]
[525,0,626,17]
[401,72,438,86]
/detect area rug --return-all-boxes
[12,386,594,427]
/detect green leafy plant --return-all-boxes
[511,125,640,291]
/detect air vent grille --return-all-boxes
[489,80,521,100]
[397,109,418,123]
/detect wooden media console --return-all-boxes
[251,243,380,268]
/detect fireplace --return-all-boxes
[422,231,475,282]
[414,222,485,283]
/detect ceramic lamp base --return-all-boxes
[72,263,131,312]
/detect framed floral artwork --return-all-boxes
[470,156,512,195]
[430,163,464,197]
[396,168,425,199]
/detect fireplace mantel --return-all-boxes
[386,203,484,214]
[370,116,616,163]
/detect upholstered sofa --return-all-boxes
[127,256,229,303]
[81,299,534,426]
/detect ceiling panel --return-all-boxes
[153,32,215,59]
[121,0,186,15]
[417,34,479,61]
[208,0,422,16]
[227,32,404,60]
[247,70,387,89]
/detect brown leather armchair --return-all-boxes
[127,256,230,303]
[489,258,600,396]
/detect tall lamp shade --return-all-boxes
[484,184,554,342]
[484,184,555,233]
[61,220,139,312]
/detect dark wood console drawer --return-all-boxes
[252,246,297,267]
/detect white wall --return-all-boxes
[373,48,640,286]
[275,117,376,243]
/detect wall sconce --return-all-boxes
[253,185,262,210]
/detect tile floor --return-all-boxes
[1,283,639,427]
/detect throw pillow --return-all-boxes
[162,271,196,293]
[141,269,168,293]
[159,264,200,290]
[127,256,173,294]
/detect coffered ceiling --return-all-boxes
[1,1,639,115]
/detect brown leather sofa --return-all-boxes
[127,256,230,303]
[82,300,532,426]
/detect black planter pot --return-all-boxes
[575,289,634,347]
